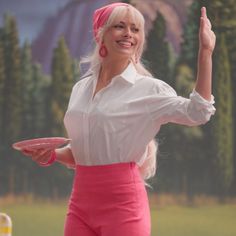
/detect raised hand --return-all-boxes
[199,7,216,53]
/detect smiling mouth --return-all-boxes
[116,40,134,48]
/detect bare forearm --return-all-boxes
[195,49,213,101]
[194,5,216,101]
[55,146,75,168]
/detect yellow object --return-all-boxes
[0,213,12,236]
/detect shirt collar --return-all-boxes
[91,62,138,84]
[119,62,137,85]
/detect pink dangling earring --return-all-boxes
[99,44,108,57]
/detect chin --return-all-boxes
[116,49,134,57]
[114,53,132,61]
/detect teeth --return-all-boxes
[118,41,132,47]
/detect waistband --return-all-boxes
[76,161,137,173]
[74,162,142,186]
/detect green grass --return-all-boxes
[151,205,236,236]
[0,201,67,236]
[1,201,236,236]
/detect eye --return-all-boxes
[114,24,124,29]
[131,27,139,33]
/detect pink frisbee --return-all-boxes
[12,137,71,151]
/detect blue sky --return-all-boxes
[0,0,70,44]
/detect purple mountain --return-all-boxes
[32,0,193,74]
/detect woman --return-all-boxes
[22,2,216,236]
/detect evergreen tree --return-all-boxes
[207,0,235,30]
[221,0,236,195]
[1,14,22,194]
[166,0,216,197]
[20,44,50,139]
[207,0,235,196]
[32,63,51,137]
[178,1,203,76]
[40,37,75,198]
[143,13,172,85]
[20,40,34,139]
[50,36,73,136]
[212,33,234,197]
[2,15,22,145]
[13,41,51,195]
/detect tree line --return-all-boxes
[143,0,236,199]
[0,0,235,198]
[0,14,77,197]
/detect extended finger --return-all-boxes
[201,7,212,28]
[201,6,207,19]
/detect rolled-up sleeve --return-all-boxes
[187,89,216,124]
[146,79,216,127]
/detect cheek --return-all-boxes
[105,32,120,47]
[134,35,142,51]
[110,30,122,40]
[133,40,140,50]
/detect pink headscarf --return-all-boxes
[93,2,129,43]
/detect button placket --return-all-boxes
[84,94,100,165]
[82,112,90,164]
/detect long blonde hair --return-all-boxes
[80,4,158,187]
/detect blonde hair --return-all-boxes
[80,4,158,188]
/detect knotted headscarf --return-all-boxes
[93,2,129,43]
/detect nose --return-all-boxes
[123,27,132,38]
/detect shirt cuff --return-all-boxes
[189,89,216,114]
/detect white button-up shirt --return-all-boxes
[64,62,216,166]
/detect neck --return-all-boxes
[99,58,130,83]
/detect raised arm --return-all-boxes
[195,7,216,101]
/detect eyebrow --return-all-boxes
[119,21,137,27]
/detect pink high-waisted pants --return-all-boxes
[64,162,151,236]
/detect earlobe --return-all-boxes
[99,43,108,57]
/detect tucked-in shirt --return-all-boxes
[64,62,216,166]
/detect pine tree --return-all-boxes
[2,15,22,145]
[212,33,234,197]
[143,13,172,85]
[32,63,51,137]
[178,1,203,76]
[20,40,34,139]
[222,0,236,195]
[50,36,73,136]
[166,1,217,197]
[1,15,22,195]
[38,37,75,197]
[207,0,235,196]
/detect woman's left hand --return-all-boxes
[199,7,216,53]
